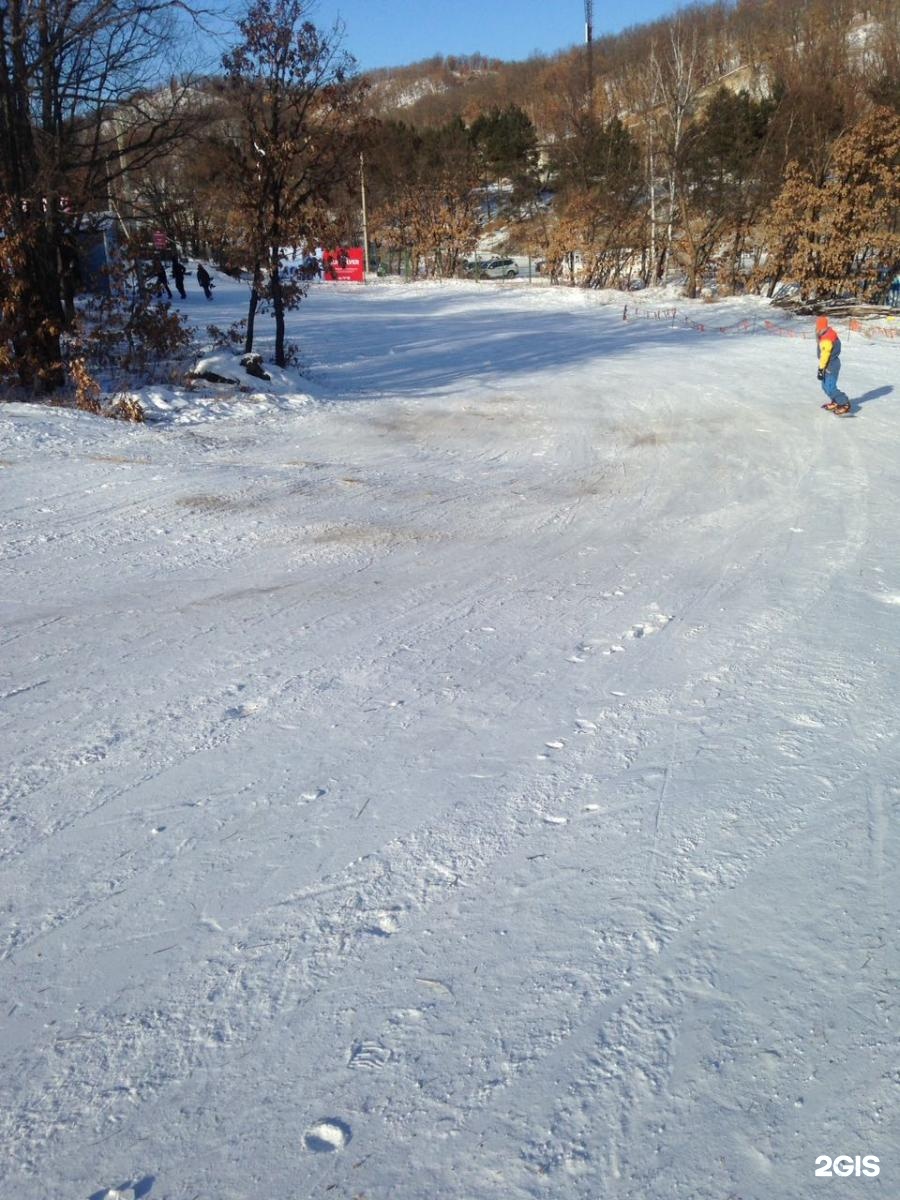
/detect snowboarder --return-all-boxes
[171,255,187,299]
[196,262,214,300]
[815,315,850,415]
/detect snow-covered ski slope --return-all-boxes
[1,277,899,1200]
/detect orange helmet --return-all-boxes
[815,315,828,333]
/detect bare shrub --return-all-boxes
[207,320,247,349]
[69,357,102,414]
[107,394,146,423]
[76,283,196,382]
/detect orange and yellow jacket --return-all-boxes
[817,325,841,370]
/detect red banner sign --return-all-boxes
[322,247,364,282]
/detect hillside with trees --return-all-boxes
[360,0,899,300]
[1,0,898,402]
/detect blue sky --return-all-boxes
[309,0,690,72]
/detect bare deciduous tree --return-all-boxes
[217,0,364,365]
[0,0,202,390]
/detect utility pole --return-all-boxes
[584,0,594,109]
[360,152,370,275]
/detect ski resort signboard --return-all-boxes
[322,246,364,282]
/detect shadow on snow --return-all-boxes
[851,384,893,409]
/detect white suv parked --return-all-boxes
[464,257,519,279]
[477,257,519,279]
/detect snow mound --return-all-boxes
[135,349,313,425]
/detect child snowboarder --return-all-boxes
[815,315,850,415]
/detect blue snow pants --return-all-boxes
[820,357,847,405]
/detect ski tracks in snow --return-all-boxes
[1,288,898,1198]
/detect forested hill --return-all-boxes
[362,0,898,133]
[356,0,897,304]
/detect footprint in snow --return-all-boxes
[304,1118,352,1153]
[365,909,401,937]
[623,613,673,641]
[91,1180,154,1200]
[225,699,267,719]
[348,1041,392,1070]
[537,739,565,759]
[569,638,604,662]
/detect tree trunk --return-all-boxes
[245,261,262,353]
[270,251,285,367]
[17,226,66,391]
[648,139,657,284]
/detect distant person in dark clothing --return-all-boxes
[154,257,171,298]
[196,262,214,300]
[171,255,187,299]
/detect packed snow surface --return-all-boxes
[1,276,899,1200]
